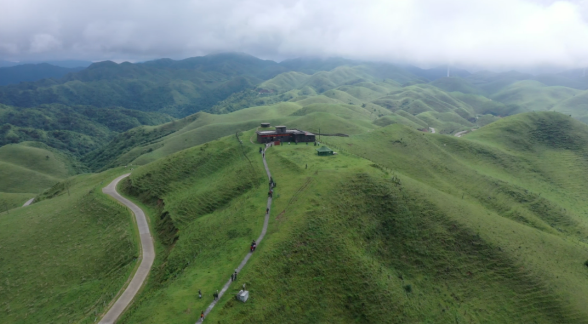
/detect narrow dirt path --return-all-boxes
[196,144,273,323]
[99,174,155,324]
[22,198,34,207]
[429,127,436,134]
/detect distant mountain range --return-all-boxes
[0,60,93,69]
[0,63,85,86]
[2,52,588,160]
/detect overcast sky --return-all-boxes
[2,0,588,69]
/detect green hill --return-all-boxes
[0,141,86,208]
[490,80,579,111]
[465,70,533,94]
[551,89,588,123]
[0,168,138,324]
[0,103,173,155]
[6,54,588,323]
[82,101,386,171]
[431,77,481,94]
[81,111,588,324]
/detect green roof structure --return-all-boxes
[316,146,334,156]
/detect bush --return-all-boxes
[403,284,412,293]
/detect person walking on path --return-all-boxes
[200,311,204,321]
[234,270,238,281]
[198,289,202,299]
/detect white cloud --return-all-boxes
[30,34,62,53]
[1,0,588,68]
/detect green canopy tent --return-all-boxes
[316,146,334,156]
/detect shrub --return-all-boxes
[403,284,412,293]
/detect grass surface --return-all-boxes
[102,111,588,323]
[0,142,87,199]
[0,167,138,323]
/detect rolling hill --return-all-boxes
[490,80,579,112]
[0,167,138,324]
[66,110,588,324]
[0,141,87,208]
[5,53,588,323]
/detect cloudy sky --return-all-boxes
[2,0,588,69]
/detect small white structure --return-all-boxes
[236,290,249,302]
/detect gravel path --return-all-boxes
[99,174,155,324]
[22,198,34,207]
[429,127,436,134]
[196,144,273,323]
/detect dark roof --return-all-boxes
[316,146,333,152]
[256,129,314,136]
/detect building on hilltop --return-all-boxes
[256,124,316,144]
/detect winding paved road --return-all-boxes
[99,174,155,324]
[196,144,273,323]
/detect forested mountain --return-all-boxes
[0,63,84,86]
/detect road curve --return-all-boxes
[99,174,155,324]
[196,144,273,323]
[22,198,34,207]
[454,130,468,137]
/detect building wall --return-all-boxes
[257,132,316,143]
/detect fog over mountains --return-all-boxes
[3,0,588,70]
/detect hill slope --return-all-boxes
[0,168,138,324]
[0,141,87,209]
[71,111,588,324]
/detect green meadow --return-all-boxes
[76,111,587,323]
[0,167,137,323]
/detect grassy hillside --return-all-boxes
[0,142,86,198]
[431,77,481,94]
[0,141,89,212]
[82,100,388,171]
[0,167,138,324]
[73,110,587,324]
[551,89,588,124]
[491,80,579,112]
